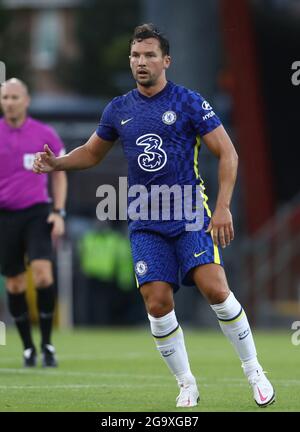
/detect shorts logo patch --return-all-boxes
[135,260,148,276]
[162,111,177,125]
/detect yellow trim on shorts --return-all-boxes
[134,274,139,289]
[210,231,221,265]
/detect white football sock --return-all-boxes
[211,291,261,377]
[148,310,195,386]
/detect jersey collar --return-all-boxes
[135,81,172,101]
[1,116,31,132]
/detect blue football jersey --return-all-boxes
[96,81,221,236]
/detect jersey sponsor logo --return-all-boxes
[162,110,177,125]
[202,111,215,121]
[202,100,212,110]
[121,117,133,126]
[23,153,35,170]
[135,260,148,276]
[136,133,167,172]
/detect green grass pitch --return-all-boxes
[0,327,299,412]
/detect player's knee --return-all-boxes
[34,274,53,288]
[145,294,174,317]
[32,269,53,288]
[202,282,230,305]
[147,302,173,317]
[194,265,230,304]
[31,260,53,287]
[140,282,174,317]
[6,276,26,294]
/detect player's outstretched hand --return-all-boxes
[33,144,57,174]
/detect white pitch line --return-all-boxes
[220,378,300,385]
[1,368,299,386]
[2,381,299,391]
[0,368,170,380]
[56,353,146,360]
[0,353,147,362]
[0,383,168,390]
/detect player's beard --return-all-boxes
[134,70,156,88]
[137,78,154,88]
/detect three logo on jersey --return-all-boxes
[121,104,214,173]
[121,110,175,172]
[137,111,177,172]
[121,111,175,173]
[136,133,167,172]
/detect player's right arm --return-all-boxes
[33,132,114,174]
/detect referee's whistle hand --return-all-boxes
[47,213,65,243]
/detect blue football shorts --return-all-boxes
[130,222,224,292]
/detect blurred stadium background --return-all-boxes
[0,0,299,334]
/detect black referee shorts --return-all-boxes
[0,203,53,277]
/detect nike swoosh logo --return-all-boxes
[121,118,133,125]
[257,386,268,402]
[194,250,207,258]
[162,352,175,358]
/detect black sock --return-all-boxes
[36,285,55,347]
[7,292,34,350]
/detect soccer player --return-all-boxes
[0,78,67,367]
[33,24,275,407]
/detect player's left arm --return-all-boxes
[202,124,238,248]
[48,169,67,242]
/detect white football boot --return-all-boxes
[248,369,275,407]
[176,383,200,408]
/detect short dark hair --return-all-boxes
[130,23,170,56]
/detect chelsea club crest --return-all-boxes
[135,261,148,276]
[162,111,177,125]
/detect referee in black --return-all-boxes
[0,78,67,367]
